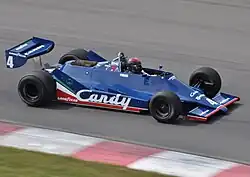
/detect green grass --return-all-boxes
[0,146,175,177]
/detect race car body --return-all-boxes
[5,37,240,123]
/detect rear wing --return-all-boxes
[5,37,55,69]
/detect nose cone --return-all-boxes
[189,91,229,112]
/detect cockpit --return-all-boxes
[94,53,126,72]
[68,50,169,77]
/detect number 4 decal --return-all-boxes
[206,98,218,106]
[7,55,14,68]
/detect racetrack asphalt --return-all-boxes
[0,0,250,163]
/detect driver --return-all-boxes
[127,57,151,75]
[117,52,156,76]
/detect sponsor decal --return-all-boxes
[220,98,229,104]
[206,98,218,106]
[15,43,28,51]
[75,90,131,110]
[120,73,128,77]
[9,52,26,58]
[58,97,78,103]
[190,91,205,100]
[24,45,45,56]
[168,76,176,80]
[200,109,209,116]
[190,91,218,106]
[66,78,73,86]
[190,91,198,97]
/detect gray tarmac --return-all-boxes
[1,0,250,163]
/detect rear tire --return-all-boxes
[189,67,221,98]
[18,70,56,107]
[59,48,88,64]
[149,91,182,123]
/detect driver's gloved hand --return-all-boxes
[118,52,125,58]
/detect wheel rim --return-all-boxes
[155,101,171,119]
[23,83,39,101]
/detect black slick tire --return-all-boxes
[189,67,221,98]
[149,91,182,123]
[59,48,88,64]
[17,70,56,107]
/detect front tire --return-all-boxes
[149,91,182,123]
[18,70,56,107]
[189,67,221,98]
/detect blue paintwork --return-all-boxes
[86,50,107,62]
[53,62,239,113]
[5,37,240,120]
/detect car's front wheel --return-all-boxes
[189,67,221,98]
[149,91,182,123]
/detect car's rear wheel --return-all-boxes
[59,48,88,64]
[18,70,56,107]
[189,67,221,98]
[149,91,182,123]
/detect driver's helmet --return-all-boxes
[127,57,142,74]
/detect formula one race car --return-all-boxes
[5,37,240,123]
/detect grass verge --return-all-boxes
[0,146,175,177]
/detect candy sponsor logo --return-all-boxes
[75,90,131,110]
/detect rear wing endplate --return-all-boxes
[5,37,55,69]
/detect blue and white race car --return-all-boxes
[5,37,240,123]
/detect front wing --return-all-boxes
[186,93,240,121]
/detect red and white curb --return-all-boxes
[0,121,250,177]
